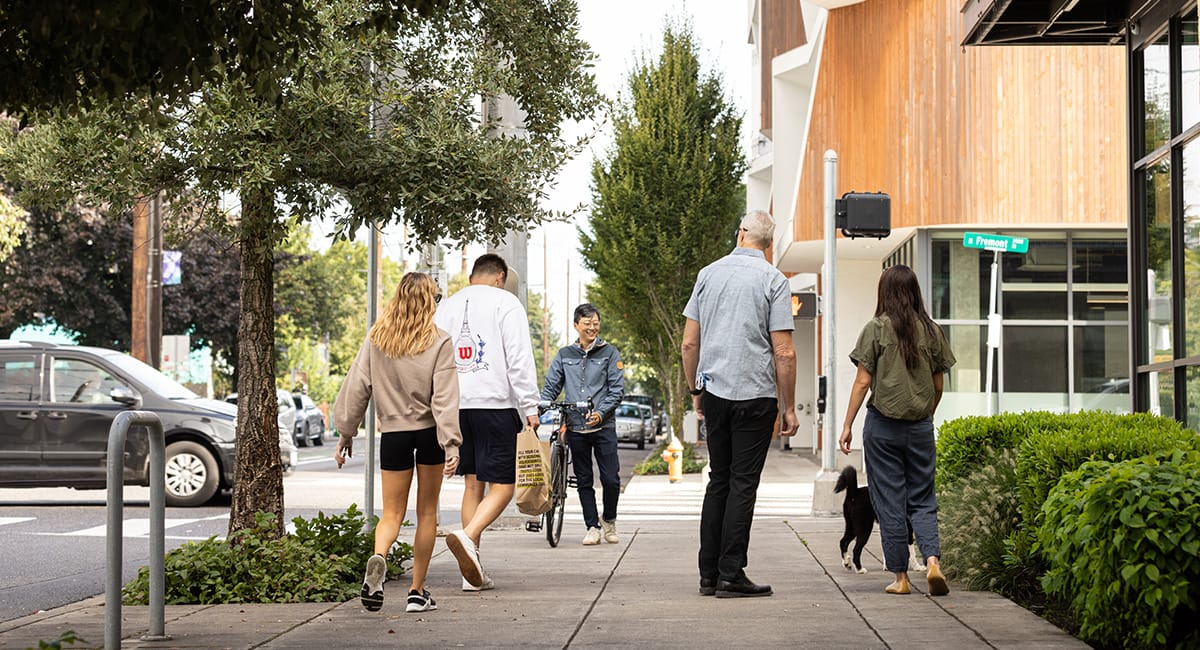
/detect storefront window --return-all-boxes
[930,240,989,320]
[1143,32,1171,155]
[1185,139,1200,358]
[1002,241,1067,319]
[1145,160,1173,364]
[1004,326,1067,392]
[1187,367,1200,431]
[1150,367,1175,418]
[1075,325,1131,413]
[1183,10,1198,132]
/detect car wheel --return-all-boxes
[164,440,220,507]
[312,428,324,446]
[296,426,309,447]
[637,435,646,450]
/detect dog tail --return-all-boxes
[834,465,858,495]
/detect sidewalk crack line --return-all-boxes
[563,528,638,649]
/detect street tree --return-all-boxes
[581,24,746,435]
[0,0,451,112]
[0,0,598,537]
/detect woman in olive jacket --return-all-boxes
[839,264,956,597]
[333,272,462,613]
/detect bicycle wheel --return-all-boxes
[545,441,567,547]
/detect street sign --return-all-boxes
[962,232,1029,254]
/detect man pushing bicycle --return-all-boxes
[540,303,625,546]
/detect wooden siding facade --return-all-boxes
[761,0,808,135]
[790,0,1128,243]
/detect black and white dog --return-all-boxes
[834,465,925,573]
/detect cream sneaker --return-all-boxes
[602,519,618,544]
[582,527,602,545]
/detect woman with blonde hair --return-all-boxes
[839,264,956,597]
[333,272,461,613]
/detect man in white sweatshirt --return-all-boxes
[434,253,540,591]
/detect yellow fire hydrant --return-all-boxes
[661,436,684,483]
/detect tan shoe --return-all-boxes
[602,519,618,544]
[926,563,949,596]
[885,577,911,594]
[582,527,601,545]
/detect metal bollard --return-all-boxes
[106,410,170,649]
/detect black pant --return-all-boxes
[698,394,777,582]
[567,426,620,529]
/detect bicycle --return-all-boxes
[524,399,592,547]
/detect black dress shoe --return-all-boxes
[699,578,717,596]
[714,575,773,598]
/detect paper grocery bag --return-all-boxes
[515,427,551,516]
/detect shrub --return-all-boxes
[936,411,1064,486]
[633,439,706,475]
[123,505,411,605]
[1015,411,1195,527]
[937,448,1022,592]
[1039,450,1200,649]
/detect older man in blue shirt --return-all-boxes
[541,303,626,546]
[682,209,798,598]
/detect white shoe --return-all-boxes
[602,519,618,544]
[360,554,386,611]
[405,588,437,612]
[462,575,495,592]
[446,530,484,587]
[582,527,602,545]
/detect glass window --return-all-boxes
[1184,10,1198,132]
[1145,160,1173,364]
[0,355,39,402]
[1003,290,1067,319]
[1150,367,1175,418]
[1187,367,1200,431]
[1073,240,1127,284]
[1075,325,1130,394]
[1185,139,1200,357]
[942,325,990,393]
[930,240,989,320]
[1004,326,1067,392]
[1003,241,1068,284]
[1143,32,1171,154]
[50,358,123,404]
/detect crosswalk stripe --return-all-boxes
[0,516,35,527]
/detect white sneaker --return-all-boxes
[446,530,484,587]
[602,519,618,544]
[462,575,495,591]
[582,527,602,545]
[360,554,386,611]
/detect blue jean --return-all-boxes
[567,426,620,529]
[863,406,941,572]
[698,394,777,582]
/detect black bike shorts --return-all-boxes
[379,427,445,471]
[457,408,522,484]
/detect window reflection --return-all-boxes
[1183,10,1198,132]
[1146,160,1173,364]
[1143,33,1171,154]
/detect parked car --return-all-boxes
[624,394,663,437]
[614,402,650,449]
[225,390,297,472]
[0,341,290,507]
[636,404,655,443]
[291,393,325,447]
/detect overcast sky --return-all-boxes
[531,0,751,340]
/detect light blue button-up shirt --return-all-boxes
[683,247,794,401]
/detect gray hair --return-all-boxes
[739,210,775,248]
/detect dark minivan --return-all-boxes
[0,341,240,506]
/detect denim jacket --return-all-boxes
[540,337,625,432]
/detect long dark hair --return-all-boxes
[875,265,940,369]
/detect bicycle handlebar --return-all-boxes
[538,399,592,413]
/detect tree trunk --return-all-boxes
[228,187,284,539]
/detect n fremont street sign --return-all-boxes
[962,232,1030,254]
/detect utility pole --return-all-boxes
[130,196,162,368]
[543,231,550,372]
[565,263,570,339]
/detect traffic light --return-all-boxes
[835,191,890,239]
[791,292,817,319]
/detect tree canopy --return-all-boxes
[0,0,600,536]
[581,24,746,434]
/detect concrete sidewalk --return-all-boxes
[0,449,1085,649]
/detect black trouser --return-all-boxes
[567,425,620,530]
[698,394,777,582]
